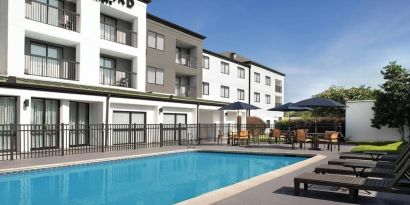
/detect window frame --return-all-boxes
[254,72,260,83]
[237,67,245,79]
[220,62,230,75]
[147,31,165,51]
[220,86,230,98]
[265,94,271,104]
[146,66,164,85]
[265,76,271,86]
[202,82,209,95]
[254,92,260,102]
[237,89,245,100]
[202,56,210,69]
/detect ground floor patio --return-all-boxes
[0,144,407,205]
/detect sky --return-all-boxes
[148,0,410,102]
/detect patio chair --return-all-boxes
[317,131,335,149]
[328,144,410,167]
[269,128,287,144]
[328,132,341,151]
[294,160,410,200]
[237,130,250,146]
[296,129,311,150]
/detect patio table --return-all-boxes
[308,133,324,150]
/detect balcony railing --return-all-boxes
[25,0,80,32]
[275,86,283,93]
[100,22,138,47]
[176,56,197,68]
[25,54,79,81]
[100,67,137,88]
[175,85,196,97]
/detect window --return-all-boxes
[220,86,230,98]
[237,67,245,79]
[220,62,229,74]
[31,98,60,149]
[254,72,260,83]
[69,102,89,146]
[100,15,117,42]
[147,67,164,85]
[237,89,245,100]
[0,96,16,151]
[275,79,283,93]
[112,111,146,144]
[175,76,191,97]
[147,31,164,50]
[275,96,283,107]
[202,82,209,95]
[202,56,209,69]
[163,113,187,125]
[265,94,271,104]
[254,92,260,102]
[265,76,271,86]
[176,47,192,67]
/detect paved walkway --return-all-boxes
[0,144,407,205]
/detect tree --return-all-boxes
[312,85,378,118]
[371,62,410,141]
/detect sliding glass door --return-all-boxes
[31,99,59,149]
[69,102,89,147]
[30,42,63,78]
[0,97,16,151]
[112,111,146,145]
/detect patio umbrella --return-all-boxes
[268,103,313,133]
[219,101,260,124]
[293,97,346,132]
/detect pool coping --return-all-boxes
[0,149,326,204]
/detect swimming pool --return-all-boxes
[0,151,307,205]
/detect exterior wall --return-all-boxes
[202,52,249,103]
[146,18,203,97]
[4,0,147,91]
[0,0,8,75]
[249,64,284,124]
[346,100,409,142]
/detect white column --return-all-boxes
[60,100,70,149]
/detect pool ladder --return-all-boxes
[187,133,196,149]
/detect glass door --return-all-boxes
[31,98,60,149]
[101,15,116,42]
[112,111,146,144]
[0,97,16,151]
[100,56,116,85]
[69,102,89,147]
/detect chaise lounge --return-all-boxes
[294,160,410,200]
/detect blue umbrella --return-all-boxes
[219,101,260,124]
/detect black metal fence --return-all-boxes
[0,123,344,161]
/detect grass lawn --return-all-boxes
[351,141,406,153]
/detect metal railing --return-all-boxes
[25,54,79,81]
[0,123,344,161]
[175,85,196,97]
[25,0,80,32]
[176,55,197,68]
[99,67,137,88]
[100,22,138,47]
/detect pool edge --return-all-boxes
[176,153,327,205]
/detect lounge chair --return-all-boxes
[296,129,311,150]
[328,144,410,168]
[315,151,409,178]
[339,142,409,161]
[294,160,410,199]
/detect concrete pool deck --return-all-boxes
[0,144,408,205]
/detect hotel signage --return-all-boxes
[95,0,135,9]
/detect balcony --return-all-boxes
[25,54,79,81]
[176,46,196,68]
[25,0,79,32]
[275,86,283,93]
[100,67,137,88]
[100,22,138,47]
[175,85,196,97]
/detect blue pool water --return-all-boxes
[0,152,307,205]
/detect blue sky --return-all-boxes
[148,0,410,102]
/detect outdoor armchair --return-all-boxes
[296,129,311,150]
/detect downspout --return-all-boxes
[197,103,200,144]
[248,65,251,117]
[105,94,110,148]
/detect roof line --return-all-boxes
[147,13,207,40]
[138,0,152,4]
[244,61,286,76]
[203,49,251,68]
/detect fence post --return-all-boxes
[178,123,182,145]
[160,123,163,147]
[102,123,105,152]
[61,123,65,156]
[197,123,201,145]
[10,124,16,160]
[133,123,137,150]
[228,123,231,145]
